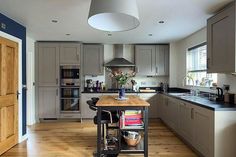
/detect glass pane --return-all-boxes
[61,88,80,98]
[61,98,79,111]
[187,45,207,71]
[186,71,217,87]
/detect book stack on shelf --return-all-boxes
[120,110,143,129]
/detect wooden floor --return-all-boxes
[1,119,198,157]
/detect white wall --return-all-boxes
[170,27,236,93]
[26,35,36,125]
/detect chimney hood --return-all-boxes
[105,45,135,67]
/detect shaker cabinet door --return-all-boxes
[207,3,235,73]
[37,43,59,86]
[83,45,104,75]
[156,45,169,76]
[193,107,214,157]
[178,102,194,144]
[38,87,59,119]
[60,43,80,64]
[135,45,156,76]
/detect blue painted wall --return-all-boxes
[0,13,27,135]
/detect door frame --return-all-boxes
[0,31,26,143]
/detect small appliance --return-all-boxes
[86,79,93,92]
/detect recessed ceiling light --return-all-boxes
[108,33,112,36]
[66,34,71,36]
[148,34,153,36]
[159,20,165,24]
[51,20,58,23]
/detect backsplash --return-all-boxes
[84,74,169,90]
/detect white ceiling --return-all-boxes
[0,0,233,43]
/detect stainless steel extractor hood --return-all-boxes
[105,44,135,67]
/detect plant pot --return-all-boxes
[119,87,125,99]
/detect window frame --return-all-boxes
[186,42,217,87]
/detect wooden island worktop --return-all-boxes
[96,95,150,107]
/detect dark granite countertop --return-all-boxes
[163,92,236,111]
[81,91,158,94]
[82,87,236,111]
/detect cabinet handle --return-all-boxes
[56,89,59,96]
[191,108,194,119]
[207,58,210,69]
[56,78,59,85]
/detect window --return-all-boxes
[186,43,217,87]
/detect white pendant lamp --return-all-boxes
[88,0,140,32]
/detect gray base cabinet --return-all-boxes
[158,95,213,157]
[36,42,81,120]
[38,87,59,119]
[178,101,194,144]
[138,93,158,118]
[80,93,101,119]
[158,94,236,157]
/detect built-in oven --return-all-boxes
[60,65,80,113]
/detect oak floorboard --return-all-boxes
[1,119,198,157]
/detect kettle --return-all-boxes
[216,87,223,101]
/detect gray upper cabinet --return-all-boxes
[156,45,169,76]
[60,43,81,64]
[135,45,169,76]
[207,2,235,73]
[37,43,59,86]
[83,44,104,75]
[135,45,156,76]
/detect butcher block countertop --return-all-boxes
[96,95,150,107]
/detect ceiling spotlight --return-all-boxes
[51,20,58,23]
[88,0,140,32]
[159,21,165,24]
[66,34,71,36]
[148,34,153,36]
[108,33,112,36]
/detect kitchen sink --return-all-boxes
[168,92,192,97]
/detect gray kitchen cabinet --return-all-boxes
[207,2,236,73]
[38,87,59,119]
[37,43,60,86]
[83,44,104,75]
[193,106,214,157]
[81,93,102,118]
[178,101,194,144]
[156,45,169,76]
[138,93,157,118]
[166,97,179,130]
[60,43,81,64]
[135,45,156,76]
[135,45,169,76]
[159,95,214,157]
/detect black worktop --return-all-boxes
[163,92,236,111]
[82,87,236,111]
[81,91,157,94]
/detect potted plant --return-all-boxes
[108,69,135,99]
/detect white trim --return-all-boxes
[0,31,26,143]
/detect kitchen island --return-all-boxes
[96,95,150,157]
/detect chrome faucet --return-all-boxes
[182,76,195,95]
